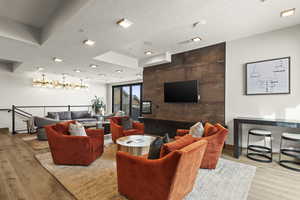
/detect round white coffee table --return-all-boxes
[116,135,156,156]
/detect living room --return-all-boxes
[0,0,300,200]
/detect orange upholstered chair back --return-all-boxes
[168,140,208,200]
[116,139,207,200]
[54,120,76,135]
[110,116,129,125]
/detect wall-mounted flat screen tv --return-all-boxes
[164,80,198,103]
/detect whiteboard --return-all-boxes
[246,57,290,95]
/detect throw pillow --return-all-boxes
[48,112,59,120]
[163,133,170,143]
[115,111,125,117]
[121,117,133,130]
[189,122,204,138]
[160,134,196,158]
[203,122,218,137]
[55,121,75,135]
[148,133,170,159]
[69,122,87,136]
[148,137,164,159]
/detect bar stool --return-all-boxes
[247,129,273,162]
[279,133,300,172]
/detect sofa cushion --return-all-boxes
[58,111,72,120]
[71,111,91,119]
[203,122,218,137]
[121,117,133,130]
[160,134,196,158]
[47,112,59,120]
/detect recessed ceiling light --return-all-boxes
[115,69,123,73]
[280,8,296,17]
[83,39,96,46]
[37,67,44,71]
[136,74,142,78]
[117,18,133,28]
[53,57,63,62]
[90,64,98,68]
[74,69,81,73]
[98,74,106,77]
[145,51,153,55]
[192,37,202,42]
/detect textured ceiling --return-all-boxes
[0,0,299,84]
[0,0,61,28]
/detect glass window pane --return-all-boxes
[131,85,141,120]
[122,86,130,115]
[113,87,121,112]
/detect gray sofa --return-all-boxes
[34,116,60,140]
[47,111,98,123]
[34,111,98,140]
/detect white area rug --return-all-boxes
[36,138,256,200]
[185,158,256,200]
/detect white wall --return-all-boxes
[0,67,106,131]
[226,25,300,149]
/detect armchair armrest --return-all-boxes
[34,116,60,128]
[132,122,144,130]
[176,129,190,136]
[111,122,124,142]
[86,128,104,138]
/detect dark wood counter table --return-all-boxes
[234,117,300,158]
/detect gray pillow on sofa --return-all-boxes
[47,112,59,120]
[58,111,72,120]
[121,117,133,130]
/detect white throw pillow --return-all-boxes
[69,122,87,136]
[189,122,204,138]
[115,110,125,117]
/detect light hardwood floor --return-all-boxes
[0,129,299,200]
[0,130,75,200]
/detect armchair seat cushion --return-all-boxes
[123,129,143,136]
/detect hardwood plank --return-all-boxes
[0,130,75,200]
[1,129,299,200]
[222,148,300,200]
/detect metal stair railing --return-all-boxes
[11,105,92,134]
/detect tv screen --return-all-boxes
[164,80,198,103]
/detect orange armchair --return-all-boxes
[116,140,208,200]
[110,116,144,143]
[45,121,104,166]
[176,123,228,169]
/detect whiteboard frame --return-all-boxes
[245,57,291,95]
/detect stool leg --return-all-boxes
[270,136,273,161]
[279,136,283,162]
[247,132,250,156]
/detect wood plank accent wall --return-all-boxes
[143,42,225,124]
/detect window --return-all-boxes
[112,83,142,120]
